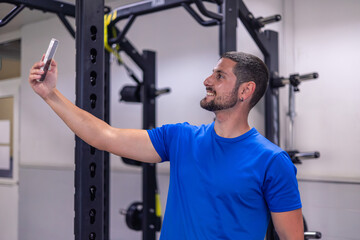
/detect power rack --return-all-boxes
[0,0,306,239]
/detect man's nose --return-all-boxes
[203,75,213,86]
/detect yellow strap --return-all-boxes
[104,11,122,64]
[155,193,162,217]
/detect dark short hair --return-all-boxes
[222,51,269,109]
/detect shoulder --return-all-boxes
[252,130,284,153]
[155,122,213,135]
[244,129,284,159]
[246,130,293,170]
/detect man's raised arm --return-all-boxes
[28,59,161,163]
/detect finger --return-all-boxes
[41,54,45,62]
[48,59,57,73]
[29,70,43,78]
[31,61,44,70]
[29,73,41,82]
[49,59,57,69]
[30,68,44,75]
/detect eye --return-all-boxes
[216,73,224,80]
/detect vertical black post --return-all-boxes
[219,0,238,55]
[237,0,281,145]
[103,50,111,240]
[74,0,109,240]
[263,30,280,145]
[142,50,158,240]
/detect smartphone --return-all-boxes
[38,38,59,82]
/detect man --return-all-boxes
[29,51,303,239]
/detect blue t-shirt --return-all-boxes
[147,122,301,240]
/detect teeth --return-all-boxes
[207,92,215,96]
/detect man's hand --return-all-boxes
[28,56,57,100]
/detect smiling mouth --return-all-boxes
[206,88,215,97]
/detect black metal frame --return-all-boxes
[0,0,109,239]
[74,1,109,240]
[237,1,281,144]
[141,50,160,239]
[0,0,286,239]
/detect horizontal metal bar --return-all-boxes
[193,0,222,20]
[304,231,322,239]
[111,0,188,22]
[238,1,281,58]
[0,4,25,27]
[258,14,281,26]
[0,0,75,17]
[294,151,320,159]
[281,72,319,85]
[181,2,219,26]
[109,0,221,25]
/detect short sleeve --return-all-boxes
[147,125,170,162]
[147,123,187,162]
[263,151,302,212]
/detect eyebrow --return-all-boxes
[213,69,228,75]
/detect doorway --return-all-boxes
[0,38,20,240]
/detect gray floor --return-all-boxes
[18,167,360,240]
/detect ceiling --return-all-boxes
[0,0,142,35]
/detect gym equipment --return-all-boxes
[121,202,144,231]
[112,39,169,235]
[267,73,322,239]
[272,72,320,163]
[120,195,162,232]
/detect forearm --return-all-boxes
[44,88,110,150]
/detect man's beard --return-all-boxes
[200,87,239,112]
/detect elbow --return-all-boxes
[83,127,113,153]
[95,126,116,153]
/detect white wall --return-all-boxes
[20,17,76,169]
[283,0,360,181]
[0,184,18,239]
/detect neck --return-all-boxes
[213,107,251,138]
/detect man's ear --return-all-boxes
[238,81,256,101]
